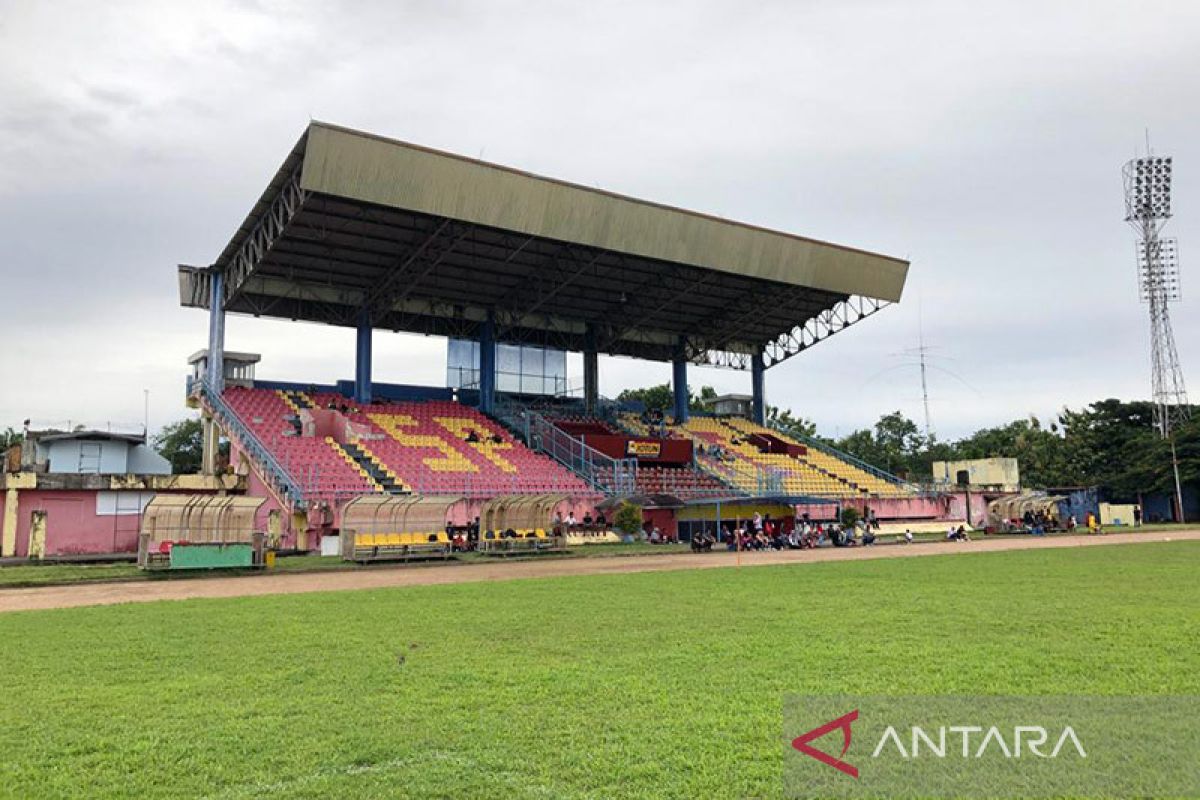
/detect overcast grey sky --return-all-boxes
[1,0,1198,440]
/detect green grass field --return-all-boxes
[1,541,1196,798]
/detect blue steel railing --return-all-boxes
[524,412,638,495]
[196,380,306,507]
[692,454,784,497]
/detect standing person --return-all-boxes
[1133,506,1142,527]
[752,512,763,533]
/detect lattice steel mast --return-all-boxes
[1124,150,1189,522]
[1123,153,1190,436]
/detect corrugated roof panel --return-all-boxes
[299,123,908,302]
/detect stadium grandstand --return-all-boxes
[178,121,911,547]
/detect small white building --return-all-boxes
[931,457,1021,492]
[25,430,170,476]
[187,350,261,389]
[702,394,754,419]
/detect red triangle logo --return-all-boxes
[791,709,859,779]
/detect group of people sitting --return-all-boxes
[463,428,504,445]
[448,515,571,552]
[647,526,678,545]
[551,511,607,532]
[694,442,729,461]
[945,524,971,542]
[637,408,670,438]
[324,400,361,415]
[712,512,883,550]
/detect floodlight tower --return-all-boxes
[1123,152,1190,520]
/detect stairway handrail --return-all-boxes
[197,381,306,507]
[766,420,911,487]
[525,411,638,495]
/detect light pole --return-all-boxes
[1123,152,1190,522]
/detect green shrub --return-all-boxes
[840,506,861,529]
[613,502,644,537]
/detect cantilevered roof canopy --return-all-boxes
[179,122,908,369]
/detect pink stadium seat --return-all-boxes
[222,387,592,501]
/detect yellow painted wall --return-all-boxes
[1,487,17,557]
[932,458,1021,491]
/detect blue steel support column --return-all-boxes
[354,308,373,404]
[478,310,496,414]
[206,270,225,392]
[672,352,689,424]
[583,324,599,416]
[751,352,766,425]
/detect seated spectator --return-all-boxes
[799,526,817,549]
[583,513,594,526]
[903,529,914,544]
[491,433,503,444]
[947,526,970,542]
[465,429,480,443]
[862,529,877,546]
[649,526,662,544]
[566,512,577,527]
[596,512,607,526]
[691,530,714,553]
[736,527,751,550]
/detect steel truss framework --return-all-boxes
[1123,156,1190,438]
[182,137,901,373]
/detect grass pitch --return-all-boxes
[1,541,1196,798]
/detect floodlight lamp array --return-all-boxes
[1137,238,1181,303]
[1126,156,1173,220]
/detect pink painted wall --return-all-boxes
[9,490,140,557]
[830,493,990,528]
[243,466,296,549]
[793,502,839,522]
